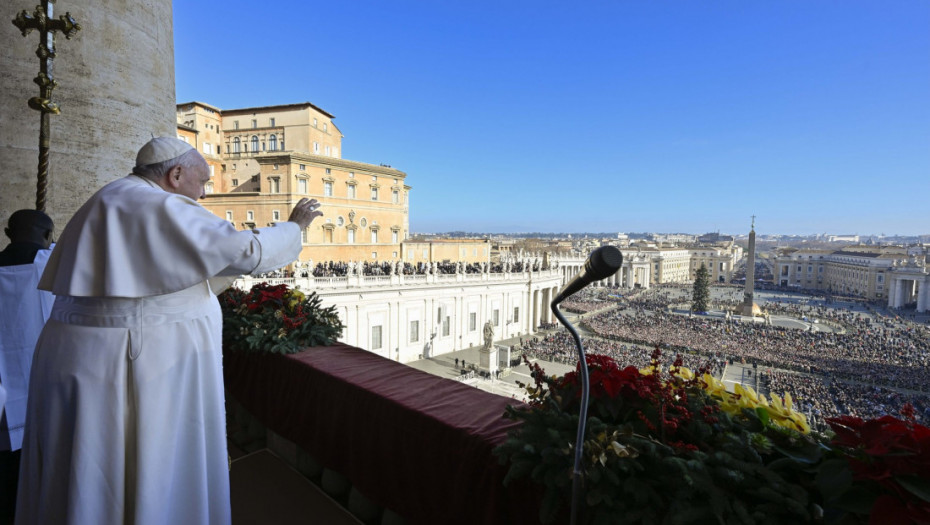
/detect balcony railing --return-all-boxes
[224,343,543,525]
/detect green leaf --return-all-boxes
[895,475,930,504]
[754,406,770,426]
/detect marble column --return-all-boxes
[2,0,177,226]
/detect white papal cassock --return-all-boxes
[17,175,302,525]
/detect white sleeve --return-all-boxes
[215,222,302,277]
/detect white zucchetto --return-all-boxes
[135,137,195,167]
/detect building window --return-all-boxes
[251,119,257,129]
[392,190,399,204]
[347,184,356,199]
[313,118,318,127]
[493,309,500,326]
[251,135,259,152]
[371,252,377,259]
[348,229,355,243]
[313,142,320,154]
[203,142,212,155]
[234,121,239,130]
[409,320,419,343]
[298,179,307,194]
[442,314,450,337]
[269,177,280,193]
[371,231,378,243]
[371,326,382,350]
[270,118,275,127]
[247,210,254,221]
[513,307,519,324]
[232,178,239,187]
[301,229,308,244]
[233,137,240,153]
[226,211,233,220]
[324,181,333,196]
[299,164,305,170]
[204,182,214,194]
[209,165,215,178]
[272,210,280,221]
[392,231,398,244]
[371,187,379,201]
[325,145,331,156]
[269,134,277,151]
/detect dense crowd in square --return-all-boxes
[524,285,930,424]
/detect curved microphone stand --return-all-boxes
[551,304,589,525]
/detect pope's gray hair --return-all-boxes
[132,149,203,181]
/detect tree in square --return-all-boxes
[692,263,710,313]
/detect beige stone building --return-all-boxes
[772,246,909,300]
[402,239,491,265]
[688,244,744,284]
[176,101,410,264]
[645,246,692,284]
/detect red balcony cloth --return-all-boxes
[224,343,545,525]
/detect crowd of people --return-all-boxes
[523,284,930,425]
[303,259,551,277]
[521,331,727,379]
[560,287,624,314]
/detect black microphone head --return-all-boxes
[585,246,623,280]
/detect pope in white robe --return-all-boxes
[16,137,323,525]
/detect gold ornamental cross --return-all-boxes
[11,1,81,212]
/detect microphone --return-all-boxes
[552,246,623,306]
[548,244,622,525]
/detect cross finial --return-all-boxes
[11,0,81,212]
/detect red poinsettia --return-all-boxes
[827,405,930,524]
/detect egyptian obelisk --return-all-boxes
[741,216,757,316]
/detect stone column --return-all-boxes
[894,279,906,308]
[888,277,898,310]
[917,278,928,313]
[3,0,177,226]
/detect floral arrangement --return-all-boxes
[495,348,823,524]
[495,348,930,524]
[821,408,930,524]
[219,282,344,355]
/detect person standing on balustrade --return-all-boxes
[16,137,322,525]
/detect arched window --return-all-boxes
[233,137,240,153]
[251,135,259,152]
[269,134,277,151]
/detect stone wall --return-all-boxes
[1,0,176,229]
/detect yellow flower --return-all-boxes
[639,364,660,376]
[766,392,811,434]
[733,383,767,411]
[285,290,306,311]
[669,366,694,381]
[701,373,728,399]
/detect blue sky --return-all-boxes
[174,1,929,236]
